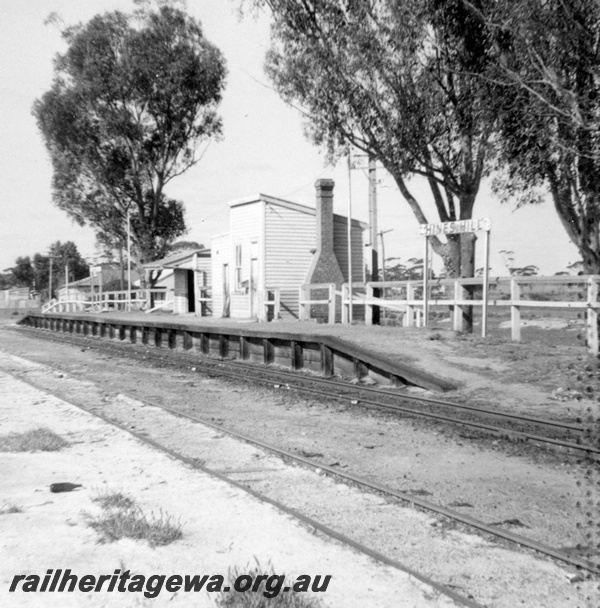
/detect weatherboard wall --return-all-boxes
[333,216,365,284]
[211,233,230,318]
[264,201,316,319]
[229,201,263,319]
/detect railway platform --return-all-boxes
[19,311,457,392]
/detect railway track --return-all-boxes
[12,325,600,459]
[0,365,483,608]
[117,390,600,576]
[6,323,600,578]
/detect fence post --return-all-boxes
[511,277,521,341]
[274,288,280,320]
[586,278,599,355]
[328,284,336,324]
[366,283,374,326]
[299,285,307,321]
[405,282,414,327]
[453,280,466,332]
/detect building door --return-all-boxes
[250,241,259,318]
[222,264,230,318]
[186,270,196,313]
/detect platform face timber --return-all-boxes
[19,313,457,392]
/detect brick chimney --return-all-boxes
[305,179,344,287]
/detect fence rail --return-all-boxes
[300,276,600,354]
[263,288,281,321]
[299,283,337,324]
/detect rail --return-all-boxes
[299,283,337,324]
[366,275,600,350]
[191,287,212,317]
[299,276,600,354]
[42,299,88,314]
[263,288,281,321]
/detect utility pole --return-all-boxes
[378,229,393,282]
[127,207,132,312]
[48,258,53,301]
[347,154,354,323]
[368,155,380,324]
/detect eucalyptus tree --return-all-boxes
[462,0,600,272]
[246,0,500,329]
[34,3,226,284]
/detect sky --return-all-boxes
[0,0,582,277]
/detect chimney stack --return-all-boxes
[305,179,344,287]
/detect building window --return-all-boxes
[234,244,242,291]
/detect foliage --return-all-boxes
[509,265,539,277]
[5,241,88,296]
[216,563,323,607]
[168,240,205,253]
[383,258,424,281]
[84,501,183,547]
[33,3,227,285]
[248,0,498,289]
[498,249,539,276]
[463,0,600,272]
[0,428,68,452]
[92,490,136,511]
[0,274,12,290]
[49,241,89,282]
[10,257,35,288]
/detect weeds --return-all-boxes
[215,563,323,608]
[0,427,68,452]
[92,490,135,511]
[84,490,182,547]
[0,503,23,515]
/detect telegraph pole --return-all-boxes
[48,258,53,301]
[368,155,380,324]
[347,154,354,323]
[378,229,393,281]
[127,207,132,312]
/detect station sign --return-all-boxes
[419,217,492,237]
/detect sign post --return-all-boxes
[419,218,492,337]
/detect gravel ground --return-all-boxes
[1,371,459,608]
[0,322,598,607]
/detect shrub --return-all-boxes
[0,428,68,452]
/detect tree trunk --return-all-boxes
[548,170,600,274]
[430,234,461,277]
[460,232,477,332]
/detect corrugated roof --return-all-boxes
[143,248,211,269]
[229,193,367,230]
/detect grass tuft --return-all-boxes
[84,498,182,548]
[0,427,68,452]
[216,563,323,608]
[0,503,23,515]
[92,490,136,511]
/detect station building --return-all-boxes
[141,179,364,320]
[143,248,211,315]
[211,179,365,321]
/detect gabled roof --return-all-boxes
[143,248,211,270]
[229,193,367,230]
